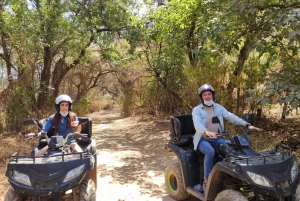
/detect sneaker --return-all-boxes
[202,182,207,194]
[193,184,201,191]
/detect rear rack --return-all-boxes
[10,151,92,164]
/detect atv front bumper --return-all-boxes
[6,153,94,200]
[223,152,300,200]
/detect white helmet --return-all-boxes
[55,94,72,112]
[198,84,215,103]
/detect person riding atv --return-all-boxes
[27,94,83,155]
[164,85,300,201]
[4,95,97,201]
[192,84,263,192]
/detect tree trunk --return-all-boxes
[51,57,69,98]
[37,46,53,110]
[0,33,13,84]
[227,38,251,112]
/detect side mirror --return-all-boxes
[244,114,254,123]
[23,118,38,126]
[212,116,220,124]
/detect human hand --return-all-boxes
[204,130,218,139]
[72,121,79,127]
[248,125,263,132]
[27,133,35,138]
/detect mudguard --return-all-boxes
[166,142,200,189]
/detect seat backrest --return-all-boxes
[170,114,195,142]
[78,117,92,138]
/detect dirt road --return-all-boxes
[91,110,172,200]
[91,110,198,201]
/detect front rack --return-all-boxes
[225,148,292,166]
[10,150,92,164]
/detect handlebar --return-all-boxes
[69,132,88,138]
[25,132,87,138]
[24,132,47,140]
[276,144,292,152]
[217,130,230,137]
[64,132,88,144]
[217,133,228,137]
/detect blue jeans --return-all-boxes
[197,138,230,179]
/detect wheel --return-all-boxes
[215,189,247,201]
[4,188,23,201]
[80,179,96,201]
[295,185,300,201]
[165,163,190,200]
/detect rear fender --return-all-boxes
[166,142,200,189]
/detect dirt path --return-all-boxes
[91,110,198,201]
[91,110,178,201]
[1,110,199,201]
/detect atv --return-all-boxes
[5,117,97,201]
[164,114,300,201]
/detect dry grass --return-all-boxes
[87,96,118,113]
[0,133,37,169]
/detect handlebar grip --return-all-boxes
[25,133,40,138]
[217,132,229,137]
[276,144,292,150]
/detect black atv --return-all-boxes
[165,114,300,201]
[4,117,97,201]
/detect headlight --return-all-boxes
[13,170,32,186]
[63,164,85,183]
[291,161,298,182]
[247,171,272,187]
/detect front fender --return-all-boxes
[211,162,244,180]
[206,162,244,200]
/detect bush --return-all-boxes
[86,94,117,113]
[72,97,91,116]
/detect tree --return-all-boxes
[0,0,136,130]
[127,0,300,115]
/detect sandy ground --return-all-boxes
[90,110,198,201]
[0,110,199,201]
[92,110,174,201]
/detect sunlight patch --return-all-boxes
[97,150,143,168]
[146,171,165,186]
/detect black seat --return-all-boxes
[170,114,205,186]
[78,117,92,137]
[77,117,92,151]
[170,114,195,145]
